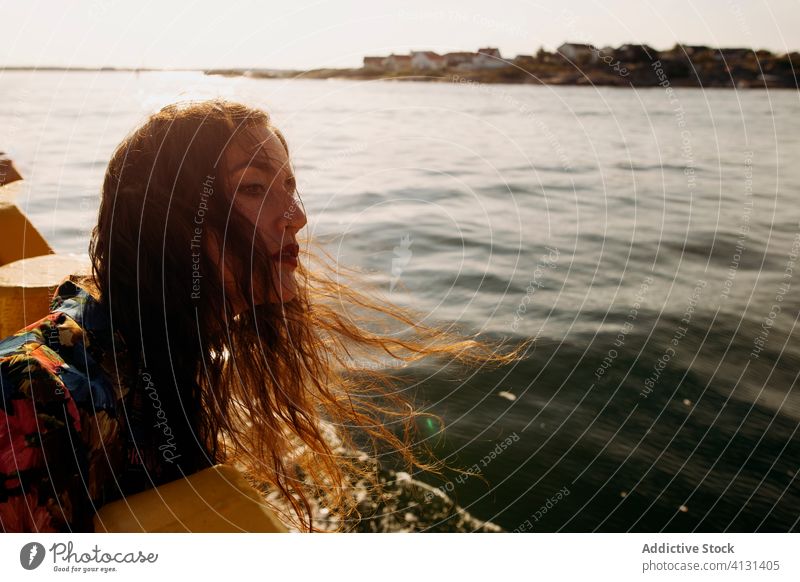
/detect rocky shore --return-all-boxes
[206,44,798,89]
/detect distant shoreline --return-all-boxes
[3,67,796,89]
[3,49,797,90]
[204,67,798,89]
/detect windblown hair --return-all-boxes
[87,99,526,531]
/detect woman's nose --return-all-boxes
[287,199,307,231]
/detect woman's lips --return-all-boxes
[271,243,299,268]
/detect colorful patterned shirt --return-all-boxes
[0,277,159,532]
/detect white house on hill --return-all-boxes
[474,47,505,68]
[384,54,413,71]
[411,51,446,70]
[362,48,510,72]
[363,56,386,71]
[557,42,599,64]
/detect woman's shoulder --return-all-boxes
[1,275,131,407]
[0,282,79,409]
[0,297,88,531]
[0,275,133,532]
[0,318,80,435]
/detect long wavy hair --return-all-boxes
[87,99,526,531]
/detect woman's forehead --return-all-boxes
[227,124,288,172]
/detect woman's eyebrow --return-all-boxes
[229,158,274,175]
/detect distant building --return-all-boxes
[362,47,515,73]
[474,47,505,69]
[384,54,412,71]
[557,42,599,64]
[363,56,386,71]
[715,47,753,61]
[410,51,446,71]
[683,45,711,54]
[599,45,616,55]
[614,44,657,63]
[514,54,536,67]
[658,44,713,66]
[666,44,711,58]
[536,47,554,63]
[444,51,478,70]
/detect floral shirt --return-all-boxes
[0,277,159,532]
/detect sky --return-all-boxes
[0,0,798,70]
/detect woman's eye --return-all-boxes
[239,183,267,196]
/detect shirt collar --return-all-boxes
[49,277,123,357]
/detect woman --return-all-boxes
[0,99,523,533]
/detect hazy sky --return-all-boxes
[1,0,798,69]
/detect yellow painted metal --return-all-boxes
[0,254,91,338]
[0,181,54,267]
[93,464,289,532]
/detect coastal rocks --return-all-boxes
[206,45,799,89]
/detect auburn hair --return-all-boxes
[87,99,526,531]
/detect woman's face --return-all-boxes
[223,123,307,307]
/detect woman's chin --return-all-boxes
[276,267,298,301]
[265,283,297,304]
